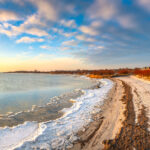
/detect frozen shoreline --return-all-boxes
[70,76,150,150]
[0,122,46,150]
[0,79,113,150]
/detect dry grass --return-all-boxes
[87,74,103,79]
[87,74,113,79]
[136,75,150,81]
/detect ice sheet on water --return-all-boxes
[0,79,113,150]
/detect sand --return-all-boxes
[70,77,150,150]
[119,76,150,130]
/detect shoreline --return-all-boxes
[1,75,149,149]
[0,77,114,150]
[70,77,150,150]
[103,80,150,149]
[0,75,97,127]
[70,79,125,150]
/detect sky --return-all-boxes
[0,0,150,72]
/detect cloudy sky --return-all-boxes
[0,0,150,71]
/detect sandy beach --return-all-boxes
[70,76,150,150]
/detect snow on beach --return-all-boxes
[0,79,113,150]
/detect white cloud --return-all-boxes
[16,37,44,43]
[60,19,77,28]
[87,0,136,30]
[0,9,49,37]
[23,14,46,27]
[8,14,48,37]
[52,28,63,34]
[91,21,102,28]
[52,27,76,37]
[2,22,11,28]
[0,10,19,21]
[62,40,78,46]
[0,25,17,36]
[137,0,150,12]
[30,0,58,21]
[0,22,48,37]
[63,32,76,37]
[26,28,48,37]
[117,15,136,29]
[79,25,98,36]
[40,45,51,49]
[76,35,96,42]
[60,47,71,50]
[88,0,117,20]
[0,0,76,39]
[96,46,104,49]
[87,44,105,53]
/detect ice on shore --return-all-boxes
[0,79,113,150]
[0,122,46,150]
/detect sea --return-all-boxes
[0,73,113,150]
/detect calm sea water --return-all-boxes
[0,73,94,114]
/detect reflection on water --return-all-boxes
[0,73,94,114]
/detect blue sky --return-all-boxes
[0,0,150,71]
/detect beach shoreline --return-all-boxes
[70,79,125,150]
[70,76,150,150]
[0,75,114,150]
[0,75,150,149]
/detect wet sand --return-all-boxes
[70,77,150,150]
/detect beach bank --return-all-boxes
[70,77,150,150]
[70,79,125,150]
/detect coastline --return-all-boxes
[0,74,94,127]
[0,76,114,150]
[70,76,150,150]
[70,79,125,150]
[1,74,149,149]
